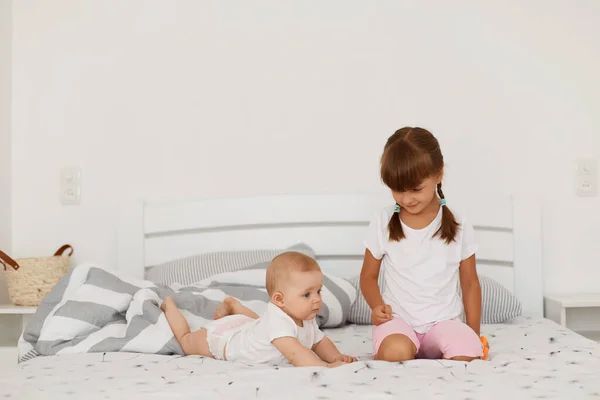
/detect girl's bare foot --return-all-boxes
[214,297,240,320]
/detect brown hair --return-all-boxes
[266,251,321,296]
[380,127,459,244]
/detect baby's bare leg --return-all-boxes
[214,297,260,320]
[161,296,213,357]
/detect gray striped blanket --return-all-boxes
[18,263,356,363]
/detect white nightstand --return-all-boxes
[544,293,600,342]
[0,304,36,329]
[0,304,36,368]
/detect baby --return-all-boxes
[161,251,357,367]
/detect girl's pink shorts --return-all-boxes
[372,317,483,359]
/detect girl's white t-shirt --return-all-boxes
[365,205,478,333]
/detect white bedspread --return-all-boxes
[2,317,600,399]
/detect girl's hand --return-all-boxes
[371,304,393,326]
[333,354,358,363]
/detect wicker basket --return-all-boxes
[0,245,73,306]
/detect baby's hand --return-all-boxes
[371,304,393,326]
[333,354,358,363]
[326,360,348,368]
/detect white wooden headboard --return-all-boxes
[117,193,543,318]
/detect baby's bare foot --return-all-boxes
[214,297,240,320]
[161,296,174,312]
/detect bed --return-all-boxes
[3,193,600,399]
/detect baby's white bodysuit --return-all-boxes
[207,302,325,364]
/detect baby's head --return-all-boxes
[266,251,323,323]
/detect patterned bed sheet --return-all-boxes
[2,317,600,399]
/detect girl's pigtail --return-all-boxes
[387,204,405,242]
[435,183,459,244]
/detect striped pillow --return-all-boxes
[347,273,386,324]
[479,274,522,324]
[346,274,522,325]
[145,243,316,286]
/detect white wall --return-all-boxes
[10,1,600,298]
[0,0,12,304]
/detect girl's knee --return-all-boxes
[441,336,483,361]
[375,334,417,362]
[431,321,483,360]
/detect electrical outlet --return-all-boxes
[60,167,82,205]
[575,159,598,197]
[577,159,597,176]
